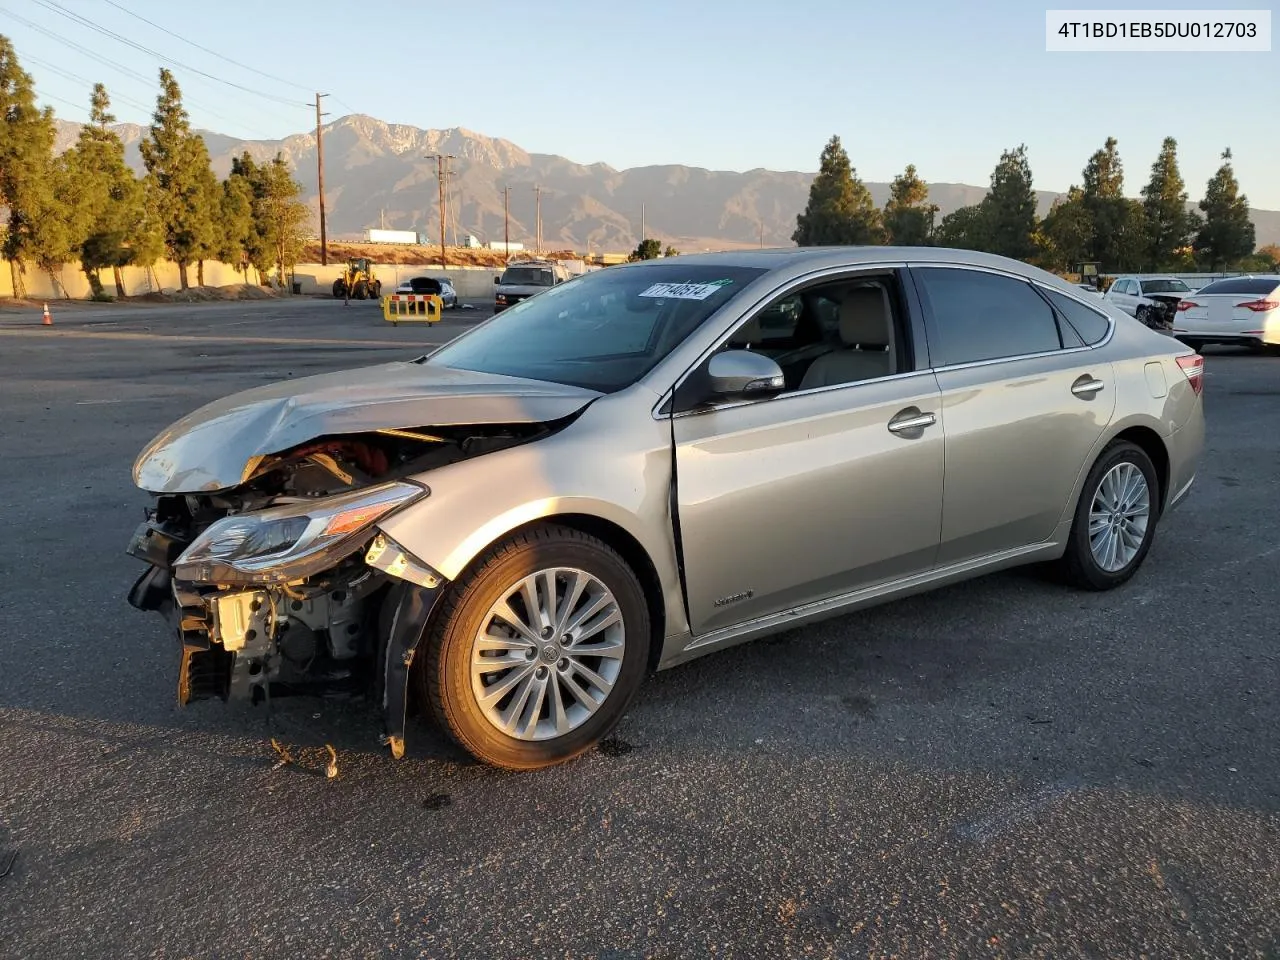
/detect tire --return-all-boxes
[332,279,345,298]
[1058,440,1160,591]
[352,280,368,300]
[370,281,381,299]
[1180,338,1204,352]
[1137,305,1152,327]
[416,524,650,770]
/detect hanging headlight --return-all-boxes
[174,481,427,585]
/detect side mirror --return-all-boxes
[493,276,500,284]
[706,350,785,399]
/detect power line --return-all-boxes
[0,7,279,138]
[99,0,316,94]
[30,0,309,109]
[34,87,89,114]
[21,52,156,114]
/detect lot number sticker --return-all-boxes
[638,279,733,300]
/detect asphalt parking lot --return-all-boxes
[1,296,1277,959]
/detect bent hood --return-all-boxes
[133,359,602,494]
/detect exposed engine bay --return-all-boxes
[125,421,557,752]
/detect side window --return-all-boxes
[913,267,1062,366]
[1120,279,1135,296]
[722,275,906,391]
[727,294,802,349]
[1040,288,1112,345]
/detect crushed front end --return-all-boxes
[124,426,550,756]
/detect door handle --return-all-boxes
[1071,375,1106,398]
[887,409,937,434]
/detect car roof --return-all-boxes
[599,245,1086,291]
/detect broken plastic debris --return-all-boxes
[325,744,339,779]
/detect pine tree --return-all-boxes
[217,174,256,278]
[883,164,938,245]
[1140,136,1200,270]
[933,204,987,250]
[1079,137,1127,269]
[979,145,1037,261]
[253,154,309,286]
[1041,186,1092,269]
[792,135,883,246]
[1193,148,1255,270]
[140,69,219,289]
[229,152,271,280]
[63,84,146,297]
[0,37,59,298]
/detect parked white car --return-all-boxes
[1172,275,1280,352]
[1105,276,1192,329]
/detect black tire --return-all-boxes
[370,281,381,299]
[332,279,345,298]
[1180,338,1204,351]
[352,280,368,301]
[415,524,650,770]
[1058,440,1160,591]
[1137,305,1152,327]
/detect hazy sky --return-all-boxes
[6,0,1277,207]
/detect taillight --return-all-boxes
[1176,353,1204,396]
[1176,300,1198,312]
[1239,299,1279,312]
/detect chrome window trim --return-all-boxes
[649,261,912,420]
[668,368,939,421]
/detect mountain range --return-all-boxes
[52,115,1280,252]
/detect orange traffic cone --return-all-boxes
[41,302,52,326]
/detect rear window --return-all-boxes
[1194,277,1280,296]
[1140,278,1190,294]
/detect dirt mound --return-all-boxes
[302,241,583,268]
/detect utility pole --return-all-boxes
[759,220,764,248]
[534,185,542,253]
[641,203,645,245]
[427,153,454,269]
[503,186,510,255]
[314,93,329,265]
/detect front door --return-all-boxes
[670,270,945,636]
[910,265,1116,565]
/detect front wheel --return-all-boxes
[1058,440,1160,590]
[332,279,346,298]
[416,525,650,770]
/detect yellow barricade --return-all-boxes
[382,293,443,325]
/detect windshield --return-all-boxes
[429,264,765,392]
[1142,279,1190,293]
[501,267,554,286]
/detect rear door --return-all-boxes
[909,266,1117,566]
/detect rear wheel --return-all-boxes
[1059,440,1160,591]
[416,525,650,770]
[332,279,345,298]
[370,281,381,299]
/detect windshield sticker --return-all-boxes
[637,279,733,301]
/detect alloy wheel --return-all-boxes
[1088,462,1151,572]
[470,567,625,741]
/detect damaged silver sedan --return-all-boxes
[127,247,1204,770]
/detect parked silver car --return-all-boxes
[126,247,1205,770]
[1104,275,1192,329]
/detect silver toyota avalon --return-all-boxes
[126,247,1206,770]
